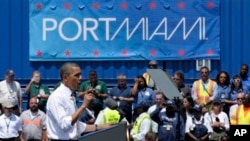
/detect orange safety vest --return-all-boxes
[230,105,250,125]
[194,79,215,105]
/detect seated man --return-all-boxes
[109,73,134,123]
[78,70,108,117]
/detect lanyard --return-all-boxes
[4,116,12,133]
[6,81,14,93]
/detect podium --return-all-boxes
[79,122,129,141]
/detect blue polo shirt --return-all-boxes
[133,87,155,110]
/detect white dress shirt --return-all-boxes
[46,83,86,140]
[0,114,22,138]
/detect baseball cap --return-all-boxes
[213,100,221,105]
[193,104,202,112]
[149,60,158,65]
[166,100,175,107]
[6,69,15,76]
[1,101,15,108]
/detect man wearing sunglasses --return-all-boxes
[229,93,244,119]
[191,66,217,112]
[0,69,22,116]
[230,93,250,125]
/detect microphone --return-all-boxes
[104,98,126,121]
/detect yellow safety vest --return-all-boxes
[194,79,215,105]
[132,113,151,135]
[101,108,121,124]
[230,105,250,125]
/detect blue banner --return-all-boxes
[29,0,220,61]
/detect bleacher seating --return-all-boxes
[21,83,193,111]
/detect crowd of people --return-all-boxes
[0,61,250,141]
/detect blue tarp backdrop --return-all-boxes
[29,0,220,61]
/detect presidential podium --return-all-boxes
[79,122,129,141]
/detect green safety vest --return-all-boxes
[101,108,121,124]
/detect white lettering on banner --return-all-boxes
[149,17,167,40]
[110,18,146,41]
[99,18,116,40]
[43,18,57,40]
[83,18,98,41]
[42,17,207,41]
[59,17,82,41]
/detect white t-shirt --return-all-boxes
[0,80,21,106]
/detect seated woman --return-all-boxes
[131,75,155,121]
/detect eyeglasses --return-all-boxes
[234,79,241,82]
[237,98,243,100]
